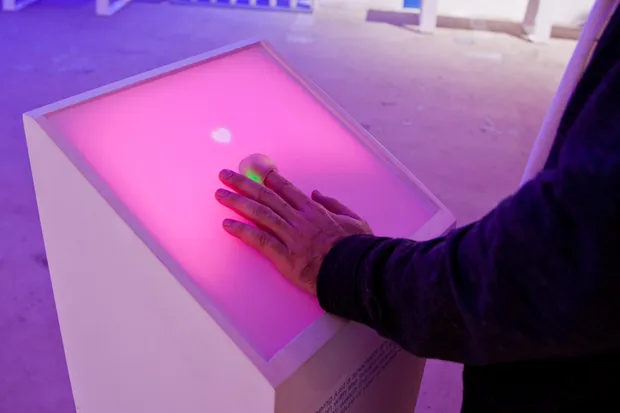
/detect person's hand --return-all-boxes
[215,164,372,296]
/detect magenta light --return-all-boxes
[45,45,434,360]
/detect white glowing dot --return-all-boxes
[211,128,232,143]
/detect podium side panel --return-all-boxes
[276,323,424,413]
[24,116,275,413]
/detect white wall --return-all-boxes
[392,0,595,27]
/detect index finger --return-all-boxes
[264,170,311,211]
[219,169,297,222]
[239,153,310,210]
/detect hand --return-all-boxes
[215,168,372,296]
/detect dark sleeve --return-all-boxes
[317,62,620,366]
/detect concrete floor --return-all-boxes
[0,1,577,412]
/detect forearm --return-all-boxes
[317,169,620,365]
[318,58,620,365]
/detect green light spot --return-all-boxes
[246,169,262,184]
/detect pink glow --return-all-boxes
[45,45,435,360]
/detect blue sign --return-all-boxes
[403,0,421,9]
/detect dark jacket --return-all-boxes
[317,6,620,412]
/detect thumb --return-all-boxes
[312,190,361,219]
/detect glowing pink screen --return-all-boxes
[46,45,435,360]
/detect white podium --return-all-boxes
[24,40,455,413]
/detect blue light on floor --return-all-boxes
[171,0,314,13]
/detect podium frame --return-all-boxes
[24,39,456,413]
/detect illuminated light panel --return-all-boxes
[44,44,436,360]
[211,127,232,143]
[245,169,262,184]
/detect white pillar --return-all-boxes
[520,0,619,185]
[522,0,556,43]
[419,0,439,33]
[96,0,132,16]
[2,0,40,11]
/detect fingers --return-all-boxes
[219,169,296,222]
[215,188,292,242]
[263,170,311,210]
[222,219,287,265]
[311,190,362,219]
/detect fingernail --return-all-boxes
[223,219,234,228]
[215,189,230,199]
[219,169,233,179]
[313,190,322,196]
